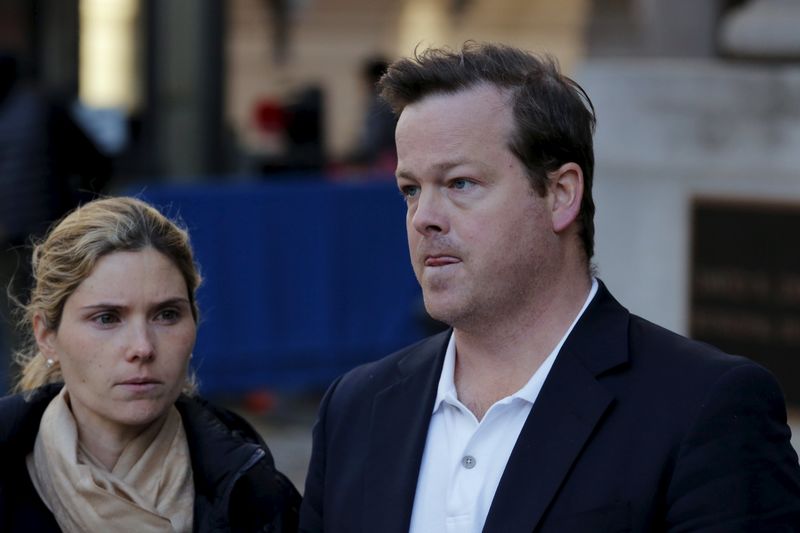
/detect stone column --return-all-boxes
[145,0,225,179]
[719,0,800,59]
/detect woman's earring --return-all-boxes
[46,358,55,368]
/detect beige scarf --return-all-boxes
[26,388,195,532]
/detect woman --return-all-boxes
[0,197,300,532]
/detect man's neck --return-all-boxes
[453,275,593,420]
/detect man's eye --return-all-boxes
[451,179,472,190]
[401,186,420,198]
[93,313,119,325]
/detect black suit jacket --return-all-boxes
[300,283,800,532]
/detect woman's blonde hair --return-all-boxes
[13,196,202,393]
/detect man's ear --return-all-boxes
[33,313,58,361]
[548,162,584,233]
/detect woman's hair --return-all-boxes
[13,196,202,393]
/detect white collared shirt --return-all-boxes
[408,279,598,533]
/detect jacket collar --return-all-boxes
[174,396,267,504]
[361,281,630,533]
[0,383,63,458]
[362,330,450,533]
[0,385,273,531]
[0,384,264,494]
[559,279,630,376]
[482,280,630,532]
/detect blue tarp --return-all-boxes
[133,179,427,395]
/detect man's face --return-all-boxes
[395,84,560,330]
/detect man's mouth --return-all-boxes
[424,255,461,267]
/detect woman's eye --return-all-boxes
[156,309,180,322]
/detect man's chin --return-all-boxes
[423,297,467,327]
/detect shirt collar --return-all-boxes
[432,278,599,413]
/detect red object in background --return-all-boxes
[253,99,287,133]
[243,389,277,415]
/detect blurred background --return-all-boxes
[2,0,800,487]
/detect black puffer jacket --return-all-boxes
[0,384,301,532]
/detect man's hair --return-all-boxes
[379,42,597,260]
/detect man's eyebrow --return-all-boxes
[396,169,416,180]
[396,160,475,180]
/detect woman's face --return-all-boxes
[36,247,196,438]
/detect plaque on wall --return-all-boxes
[691,198,800,405]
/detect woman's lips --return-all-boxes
[117,378,162,393]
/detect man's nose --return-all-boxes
[410,188,449,236]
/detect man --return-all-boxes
[299,43,800,532]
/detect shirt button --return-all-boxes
[461,455,477,469]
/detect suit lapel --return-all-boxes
[362,331,449,533]
[482,282,630,533]
[481,354,614,533]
